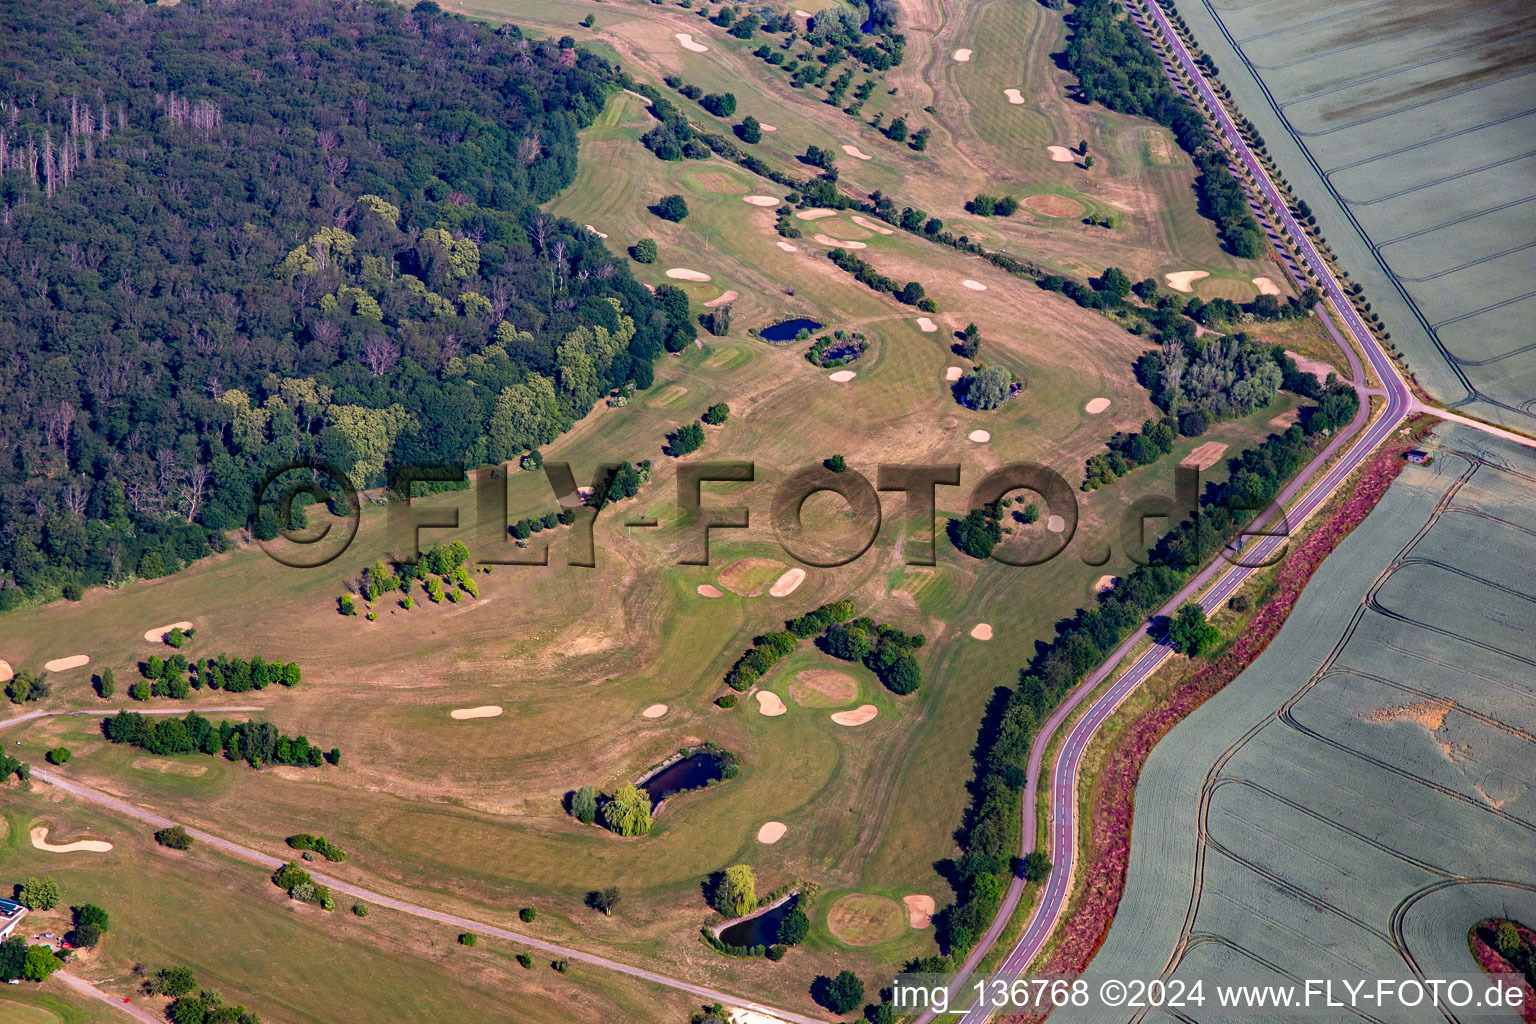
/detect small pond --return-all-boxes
[759,318,824,343]
[640,752,727,809]
[719,894,800,949]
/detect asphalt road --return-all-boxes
[929,2,1415,1020]
[0,710,827,1024]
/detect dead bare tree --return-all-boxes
[361,335,399,377]
[181,462,210,523]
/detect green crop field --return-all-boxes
[1173,0,1536,433]
[1061,423,1536,1020]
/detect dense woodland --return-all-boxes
[0,0,664,606]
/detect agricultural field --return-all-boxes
[1172,0,1536,432]
[1062,422,1536,1021]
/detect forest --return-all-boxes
[0,0,663,606]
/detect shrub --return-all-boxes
[287,833,347,862]
[45,747,71,765]
[735,116,762,143]
[552,959,569,973]
[154,826,194,850]
[517,953,533,968]
[812,970,865,1014]
[630,238,658,263]
[702,402,730,425]
[825,454,847,472]
[339,594,357,616]
[520,907,537,923]
[459,932,477,946]
[353,903,369,917]
[651,194,689,221]
[155,966,197,997]
[62,582,84,601]
[716,694,738,709]
[95,667,115,699]
[571,785,599,825]
[16,877,60,911]
[665,421,706,457]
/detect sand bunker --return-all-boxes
[31,827,112,854]
[828,370,857,382]
[0,661,11,684]
[756,821,787,844]
[831,704,879,726]
[144,621,194,643]
[968,429,991,443]
[1164,270,1210,293]
[791,669,859,706]
[1046,514,1066,533]
[755,690,787,717]
[666,268,712,282]
[945,366,965,381]
[918,317,938,333]
[1004,88,1026,105]
[953,48,972,62]
[641,704,669,719]
[675,32,709,52]
[961,279,987,291]
[770,568,807,597]
[705,290,739,308]
[697,584,724,598]
[903,894,936,929]
[1252,276,1282,296]
[1094,574,1117,593]
[1047,145,1075,162]
[1181,441,1229,470]
[776,241,799,252]
[43,655,89,672]
[743,195,780,207]
[795,208,838,221]
[585,225,608,239]
[720,557,787,596]
[759,123,777,132]
[450,705,504,720]
[814,234,866,250]
[969,623,993,640]
[795,9,810,16]
[1023,193,1083,219]
[1085,397,1111,414]
[841,145,872,161]
[850,215,893,235]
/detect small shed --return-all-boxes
[1405,449,1430,464]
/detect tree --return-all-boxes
[156,966,198,997]
[826,454,847,473]
[702,403,730,425]
[1021,850,1052,882]
[629,238,658,263]
[5,670,48,705]
[459,932,477,946]
[652,194,690,221]
[713,864,757,917]
[776,905,810,946]
[96,667,115,699]
[949,507,1002,559]
[895,281,925,305]
[571,785,599,824]
[957,323,980,359]
[1096,266,1132,299]
[962,365,1013,409]
[699,93,737,118]
[155,826,194,850]
[0,937,25,982]
[701,303,733,337]
[885,116,908,143]
[22,946,61,982]
[812,971,865,1014]
[665,422,706,457]
[1167,602,1219,655]
[45,747,71,765]
[585,886,621,915]
[520,907,538,923]
[736,116,762,143]
[339,594,357,616]
[601,785,653,836]
[17,877,60,911]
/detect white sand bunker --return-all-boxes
[945,366,964,380]
[705,290,739,308]
[144,621,194,643]
[842,145,872,161]
[1004,89,1026,105]
[776,241,799,252]
[0,661,11,684]
[641,704,669,719]
[585,225,608,239]
[953,48,972,62]
[1164,270,1209,292]
[814,234,866,249]
[757,821,787,844]
[743,195,780,207]
[961,279,987,291]
[759,123,777,132]
[1095,575,1117,593]
[850,215,893,234]
[795,208,838,221]
[1047,145,1075,162]
[795,9,810,16]
[970,623,993,640]
[44,655,90,672]
[666,268,712,282]
[31,827,112,854]
[1085,397,1111,414]
[675,32,709,52]
[770,568,807,597]
[1047,514,1066,533]
[450,705,504,720]
[968,429,991,443]
[831,704,879,726]
[904,894,936,928]
[918,318,938,333]
[698,584,724,598]
[828,370,857,382]
[755,690,787,717]
[1252,276,1281,296]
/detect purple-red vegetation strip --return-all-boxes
[1470,920,1536,1024]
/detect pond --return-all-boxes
[640,752,727,809]
[759,318,823,343]
[719,894,800,950]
